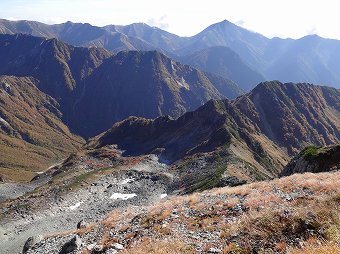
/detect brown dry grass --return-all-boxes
[46,223,96,238]
[288,242,340,254]
[120,238,195,254]
[102,209,124,228]
[55,171,340,253]
[0,76,84,182]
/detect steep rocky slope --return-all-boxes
[0,34,243,137]
[0,76,84,181]
[0,34,112,113]
[280,144,340,176]
[234,81,340,154]
[74,50,242,137]
[0,34,112,92]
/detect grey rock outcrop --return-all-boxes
[23,235,43,253]
[59,235,82,254]
[280,145,340,176]
[76,219,89,229]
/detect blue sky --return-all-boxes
[1,0,340,39]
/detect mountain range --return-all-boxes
[1,19,340,89]
[0,33,242,178]
[0,17,339,254]
[0,19,339,183]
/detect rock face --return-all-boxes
[280,145,340,176]
[0,33,112,117]
[71,50,243,137]
[0,34,242,135]
[234,81,340,155]
[59,235,82,254]
[76,219,89,229]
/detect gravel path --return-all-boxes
[0,155,172,254]
[0,162,62,202]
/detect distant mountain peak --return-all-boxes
[220,19,233,25]
[1,18,340,89]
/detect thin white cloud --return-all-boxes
[147,15,169,30]
[235,20,245,27]
[307,26,318,36]
[6,17,19,21]
[41,16,66,25]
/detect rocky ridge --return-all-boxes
[91,81,340,184]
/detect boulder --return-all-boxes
[22,235,43,253]
[111,243,124,250]
[77,219,89,229]
[59,235,82,254]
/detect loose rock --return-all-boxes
[59,235,82,254]
[23,235,43,253]
[76,219,89,229]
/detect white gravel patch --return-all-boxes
[120,178,134,184]
[69,202,83,210]
[110,193,137,200]
[160,193,167,199]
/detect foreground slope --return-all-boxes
[2,143,339,254]
[0,76,84,181]
[21,170,340,253]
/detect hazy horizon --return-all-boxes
[1,0,340,40]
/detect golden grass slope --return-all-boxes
[86,171,340,253]
[0,76,84,182]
